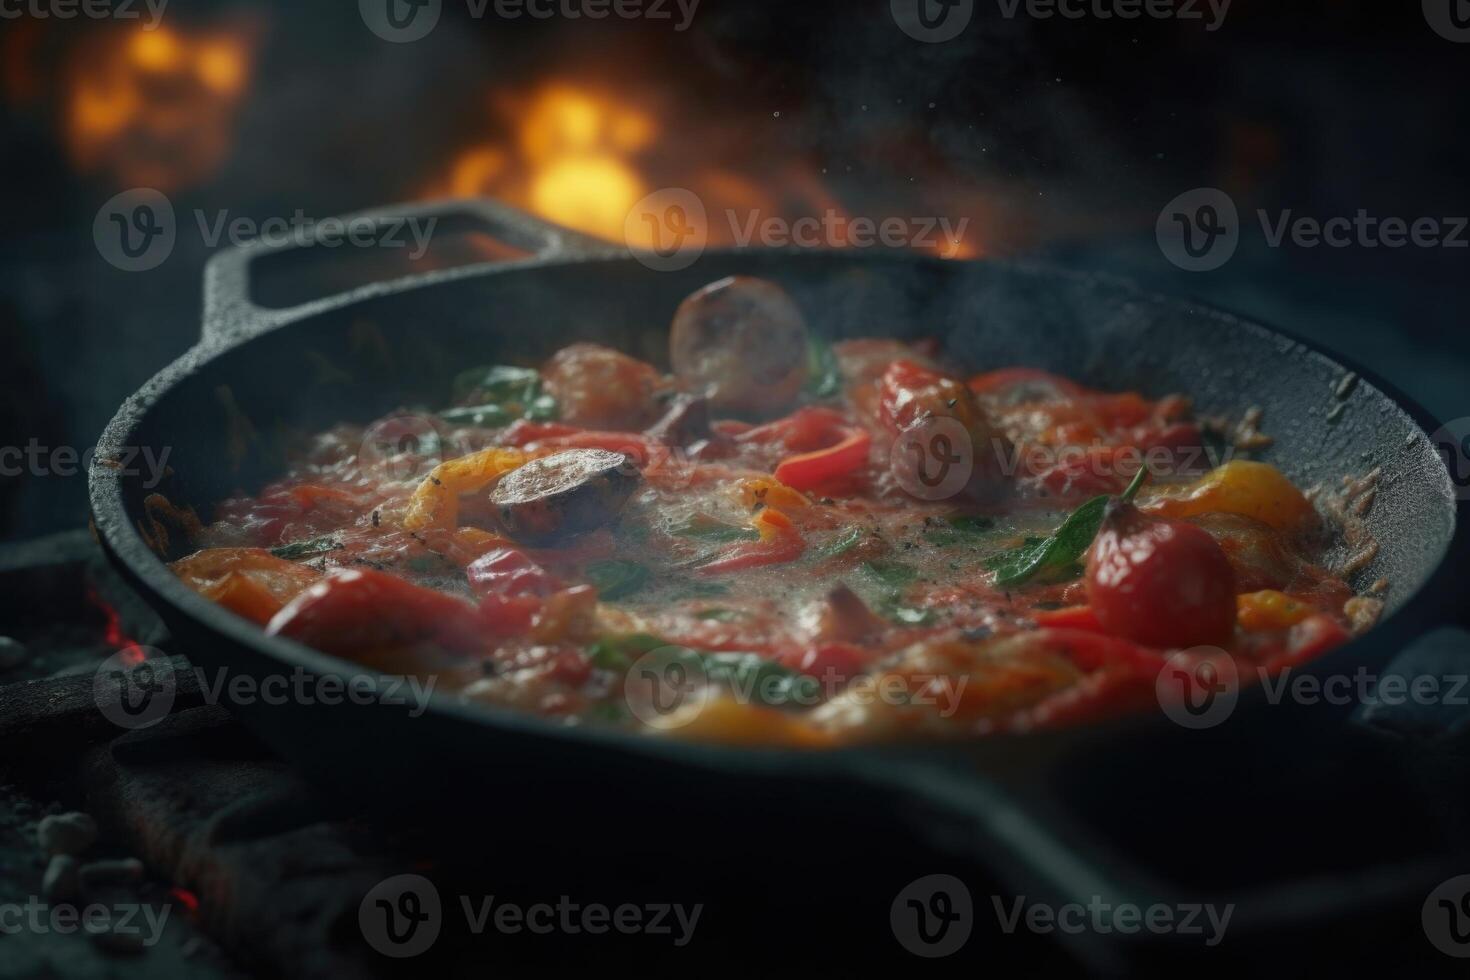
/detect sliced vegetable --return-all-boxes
[466,547,561,597]
[1143,460,1316,532]
[402,447,529,531]
[585,559,650,600]
[489,448,639,543]
[698,508,805,575]
[446,365,559,426]
[266,567,484,662]
[1236,590,1313,631]
[670,515,760,543]
[987,466,1148,588]
[773,425,871,491]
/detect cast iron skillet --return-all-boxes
[90,199,1467,966]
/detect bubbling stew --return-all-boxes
[168,276,1385,745]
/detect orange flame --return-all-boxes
[64,23,256,191]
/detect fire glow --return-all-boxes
[64,23,256,190]
[424,82,980,258]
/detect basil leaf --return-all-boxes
[444,364,559,426]
[587,633,665,670]
[985,495,1109,587]
[862,560,918,589]
[670,516,760,543]
[586,560,649,600]
[270,535,342,560]
[701,652,814,708]
[857,560,938,626]
[804,336,842,399]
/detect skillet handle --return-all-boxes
[200,198,613,347]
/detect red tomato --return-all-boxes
[266,568,484,659]
[466,547,562,597]
[1086,501,1237,649]
[478,594,543,636]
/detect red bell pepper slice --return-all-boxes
[698,509,806,575]
[773,426,872,491]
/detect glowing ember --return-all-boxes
[64,23,257,191]
[90,587,147,664]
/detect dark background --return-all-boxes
[1,0,1466,539]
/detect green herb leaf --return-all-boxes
[856,560,938,626]
[862,560,918,589]
[804,335,842,399]
[587,633,665,671]
[269,535,342,560]
[985,497,1108,587]
[982,467,1149,588]
[585,560,649,601]
[444,364,559,426]
[670,516,760,543]
[814,526,863,560]
[700,652,814,708]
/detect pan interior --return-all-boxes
[117,252,1454,615]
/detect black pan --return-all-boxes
[89,199,1468,971]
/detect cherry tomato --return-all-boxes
[1086,500,1237,649]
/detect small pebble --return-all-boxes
[41,855,80,904]
[36,812,98,857]
[0,635,26,670]
[79,857,146,890]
